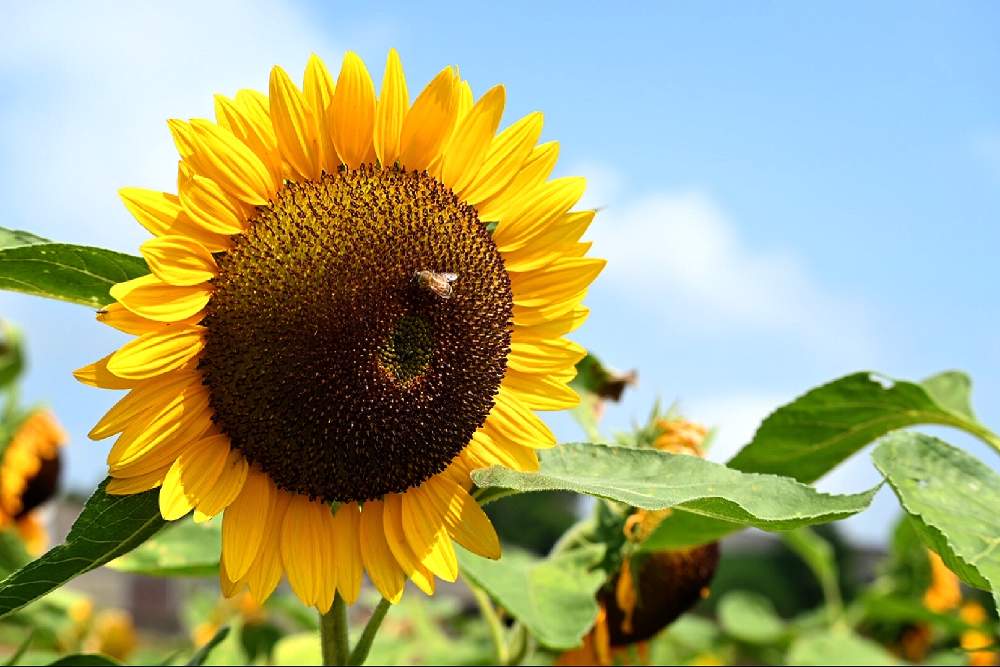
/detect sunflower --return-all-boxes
[76,50,602,611]
[0,410,66,554]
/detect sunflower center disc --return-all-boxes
[200,165,513,503]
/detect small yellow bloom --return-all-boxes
[86,609,137,662]
[923,550,962,613]
[960,602,998,667]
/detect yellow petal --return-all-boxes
[193,448,248,522]
[89,369,201,440]
[303,54,338,173]
[180,175,248,235]
[332,503,363,604]
[398,67,458,171]
[487,388,556,448]
[503,370,580,411]
[510,258,605,308]
[508,338,587,375]
[107,384,212,473]
[425,475,500,559]
[401,487,458,582]
[270,65,322,180]
[513,307,589,342]
[118,188,232,252]
[382,494,436,595]
[74,354,143,390]
[501,210,596,273]
[281,495,336,611]
[493,178,587,252]
[215,94,282,183]
[106,326,205,380]
[187,119,276,205]
[374,49,408,167]
[158,433,230,521]
[140,236,218,287]
[110,274,210,324]
[107,466,170,494]
[465,429,539,473]
[222,468,272,581]
[359,500,406,603]
[330,52,376,169]
[462,112,543,205]
[440,85,506,194]
[244,487,290,603]
[513,293,587,328]
[476,141,559,221]
[96,302,200,335]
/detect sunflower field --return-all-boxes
[0,4,997,666]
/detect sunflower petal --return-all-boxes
[74,354,143,390]
[374,49,408,167]
[462,112,543,205]
[488,388,556,448]
[510,258,605,308]
[193,448,249,522]
[493,178,587,252]
[245,488,290,603]
[503,370,580,411]
[187,119,276,205]
[281,495,337,611]
[222,468,272,581]
[465,429,539,473]
[118,188,232,252]
[105,326,204,380]
[332,503,364,604]
[359,500,406,603]
[401,487,458,582]
[508,338,587,375]
[89,369,201,440]
[180,175,248,235]
[215,94,282,183]
[477,141,559,221]
[110,274,210,324]
[329,52,376,169]
[302,54,338,174]
[424,475,500,559]
[382,494,436,595]
[158,433,230,521]
[440,85,506,194]
[140,236,218,287]
[398,67,459,171]
[107,466,170,494]
[270,65,322,180]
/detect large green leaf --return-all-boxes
[728,371,999,483]
[786,629,900,666]
[0,480,166,618]
[717,591,787,645]
[457,544,606,650]
[472,443,878,549]
[0,227,147,308]
[872,432,1000,606]
[108,516,220,577]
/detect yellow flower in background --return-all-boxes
[0,410,67,554]
[960,602,998,667]
[923,550,962,613]
[85,609,137,662]
[77,50,602,611]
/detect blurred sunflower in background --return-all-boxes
[76,50,602,611]
[0,409,67,554]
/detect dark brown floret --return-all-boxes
[200,165,513,503]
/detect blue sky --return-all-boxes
[1,1,997,543]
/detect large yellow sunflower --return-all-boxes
[75,50,602,611]
[0,410,67,554]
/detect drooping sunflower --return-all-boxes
[76,50,602,610]
[0,410,67,554]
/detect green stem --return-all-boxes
[347,597,392,666]
[320,594,350,666]
[470,582,509,664]
[506,623,530,666]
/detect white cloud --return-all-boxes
[586,179,876,360]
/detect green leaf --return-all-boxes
[0,322,24,390]
[0,530,32,580]
[0,227,147,307]
[728,371,999,483]
[108,516,220,577]
[457,544,606,650]
[782,527,842,618]
[472,443,878,550]
[717,591,787,645]
[872,432,1000,606]
[786,629,900,665]
[46,656,122,666]
[186,626,230,666]
[570,353,636,402]
[0,480,166,619]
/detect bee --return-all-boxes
[414,270,459,299]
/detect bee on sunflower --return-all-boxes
[76,50,603,612]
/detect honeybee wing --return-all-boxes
[440,272,459,283]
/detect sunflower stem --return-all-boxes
[320,594,350,666]
[470,582,509,664]
[347,597,392,666]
